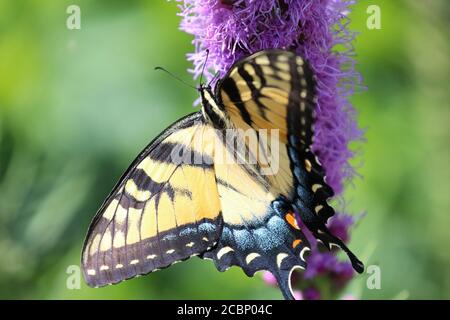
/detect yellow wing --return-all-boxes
[81,112,222,287]
[216,49,335,220]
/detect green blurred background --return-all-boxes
[0,0,448,299]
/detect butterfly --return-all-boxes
[81,49,364,300]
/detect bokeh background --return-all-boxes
[0,0,448,299]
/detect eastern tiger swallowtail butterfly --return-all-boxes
[81,49,364,300]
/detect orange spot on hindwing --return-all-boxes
[285,212,300,230]
[292,239,302,248]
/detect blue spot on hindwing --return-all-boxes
[233,229,253,250]
[162,234,177,241]
[179,227,196,236]
[267,215,290,240]
[252,216,288,251]
[252,227,278,252]
[198,222,216,233]
[221,226,233,242]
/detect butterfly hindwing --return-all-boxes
[82,112,223,287]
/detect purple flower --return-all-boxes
[327,213,355,243]
[303,287,321,300]
[304,251,338,279]
[178,0,363,193]
[293,290,304,300]
[303,249,354,282]
[262,271,278,286]
[333,261,355,282]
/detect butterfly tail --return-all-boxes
[316,229,364,273]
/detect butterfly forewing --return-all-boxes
[82,112,223,287]
[216,50,335,222]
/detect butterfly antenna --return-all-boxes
[199,49,210,86]
[154,67,196,90]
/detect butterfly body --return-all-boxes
[81,49,363,299]
[200,87,229,129]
